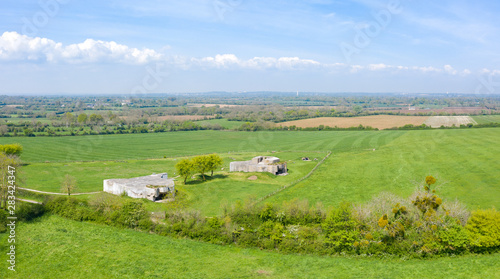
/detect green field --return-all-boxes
[267,129,500,210]
[472,115,500,124]
[0,130,405,163]
[2,128,500,277]
[1,215,499,279]
[196,118,245,129]
[21,152,323,216]
[5,129,499,212]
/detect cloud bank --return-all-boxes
[0,31,488,77]
[0,31,162,64]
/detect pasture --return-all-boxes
[196,118,245,129]
[472,114,500,124]
[5,128,500,215]
[1,215,499,279]
[21,152,322,216]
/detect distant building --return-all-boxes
[103,173,175,201]
[230,156,287,175]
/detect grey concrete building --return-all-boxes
[103,173,175,201]
[230,156,287,175]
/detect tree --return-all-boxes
[63,112,75,128]
[61,174,78,196]
[175,159,193,184]
[207,154,223,177]
[77,113,88,125]
[0,144,23,157]
[192,155,210,181]
[0,152,20,209]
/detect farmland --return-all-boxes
[1,125,500,278]
[423,116,476,128]
[472,114,500,124]
[5,128,500,215]
[277,115,483,129]
[1,215,499,279]
[278,115,428,129]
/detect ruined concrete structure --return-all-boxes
[230,156,287,175]
[103,173,175,201]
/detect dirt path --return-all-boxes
[18,187,102,196]
[16,198,42,204]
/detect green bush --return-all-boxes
[437,225,469,254]
[466,209,500,252]
[0,209,7,233]
[16,203,45,221]
[322,202,359,251]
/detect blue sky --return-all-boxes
[1,0,500,94]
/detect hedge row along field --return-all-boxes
[7,176,498,261]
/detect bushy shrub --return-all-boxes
[466,209,500,252]
[0,209,7,233]
[322,202,359,251]
[16,203,45,221]
[436,224,469,254]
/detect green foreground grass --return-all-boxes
[1,215,499,279]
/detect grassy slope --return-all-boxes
[266,128,500,210]
[1,215,499,279]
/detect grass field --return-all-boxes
[267,128,500,210]
[1,215,499,279]
[472,115,500,124]
[278,115,429,129]
[21,151,323,216]
[196,118,245,129]
[0,130,406,163]
[4,128,500,212]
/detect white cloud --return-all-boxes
[191,54,322,70]
[444,64,458,75]
[480,68,500,76]
[367,63,390,71]
[0,31,163,64]
[0,31,492,78]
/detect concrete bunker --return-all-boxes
[103,173,175,201]
[230,156,287,175]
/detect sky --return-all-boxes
[1,0,500,95]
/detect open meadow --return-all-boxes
[2,128,499,214]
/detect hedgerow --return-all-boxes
[22,176,499,258]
